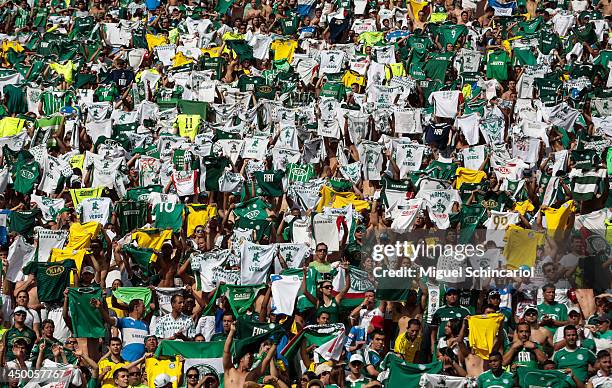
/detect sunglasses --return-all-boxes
[195,229,205,234]
[525,311,537,316]
[322,285,333,289]
[14,312,26,316]
[317,249,328,252]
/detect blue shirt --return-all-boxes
[116,317,148,362]
[145,0,160,10]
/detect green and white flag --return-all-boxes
[281,324,346,362]
[222,284,266,317]
[378,354,443,386]
[155,340,225,384]
[286,163,316,183]
[239,242,276,284]
[30,194,65,223]
[516,366,573,388]
[274,243,310,272]
[569,168,606,201]
[33,115,63,146]
[339,162,362,184]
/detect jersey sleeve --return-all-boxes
[22,260,36,276]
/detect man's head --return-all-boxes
[13,306,27,324]
[488,351,503,372]
[41,319,55,338]
[445,288,459,306]
[194,334,205,342]
[597,350,611,373]
[542,284,556,303]
[595,316,611,333]
[315,243,328,262]
[114,368,129,388]
[522,306,538,323]
[145,335,158,352]
[370,329,385,351]
[563,325,578,348]
[488,290,501,307]
[363,290,376,309]
[568,307,581,325]
[128,299,145,318]
[349,354,364,375]
[11,338,27,358]
[238,351,254,370]
[516,322,530,342]
[15,290,29,306]
[109,337,123,355]
[222,314,235,333]
[317,311,330,325]
[406,318,421,341]
[171,295,184,314]
[127,367,142,386]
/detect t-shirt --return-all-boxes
[431,304,471,339]
[22,259,77,303]
[477,370,514,388]
[537,302,568,333]
[116,317,149,362]
[552,346,596,382]
[153,203,185,233]
[3,326,37,361]
[486,50,511,81]
[99,358,129,388]
[68,287,106,338]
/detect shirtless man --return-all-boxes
[413,10,428,31]
[155,239,179,287]
[222,322,277,388]
[522,305,554,351]
[461,306,503,377]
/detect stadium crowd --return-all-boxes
[0,0,609,385]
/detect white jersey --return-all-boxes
[78,197,112,224]
[484,210,520,247]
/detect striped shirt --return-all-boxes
[153,313,196,339]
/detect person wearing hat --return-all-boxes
[520,304,553,349]
[153,373,174,388]
[429,287,471,353]
[487,289,514,332]
[346,354,369,387]
[591,315,612,342]
[3,306,37,362]
[314,363,332,382]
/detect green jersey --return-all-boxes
[68,287,106,338]
[9,209,41,238]
[538,29,562,54]
[486,50,511,81]
[3,326,36,361]
[280,12,299,35]
[253,170,285,197]
[320,82,346,101]
[423,51,454,81]
[552,346,596,382]
[39,90,74,116]
[534,77,563,105]
[95,84,119,102]
[510,345,542,369]
[153,203,185,233]
[200,57,225,80]
[286,163,315,183]
[30,337,63,362]
[431,304,471,339]
[4,84,26,115]
[477,370,514,388]
[125,185,163,202]
[458,203,487,243]
[537,301,568,333]
[114,201,148,236]
[22,259,77,303]
[517,367,574,388]
[437,24,468,47]
[425,160,458,181]
[12,160,40,195]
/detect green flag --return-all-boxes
[222,284,266,317]
[280,323,346,361]
[155,340,224,383]
[233,316,284,359]
[113,287,153,313]
[68,287,106,338]
[378,354,443,386]
[516,366,573,388]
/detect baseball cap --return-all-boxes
[153,374,174,388]
[519,305,538,319]
[314,363,332,376]
[488,290,500,298]
[568,306,581,316]
[349,354,364,364]
[14,306,27,314]
[445,287,458,295]
[370,315,384,329]
[82,266,95,275]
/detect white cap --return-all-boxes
[349,354,364,364]
[82,266,95,275]
[519,305,538,319]
[13,306,27,314]
[154,374,174,388]
[568,306,581,315]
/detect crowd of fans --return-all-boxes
[0,0,609,385]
